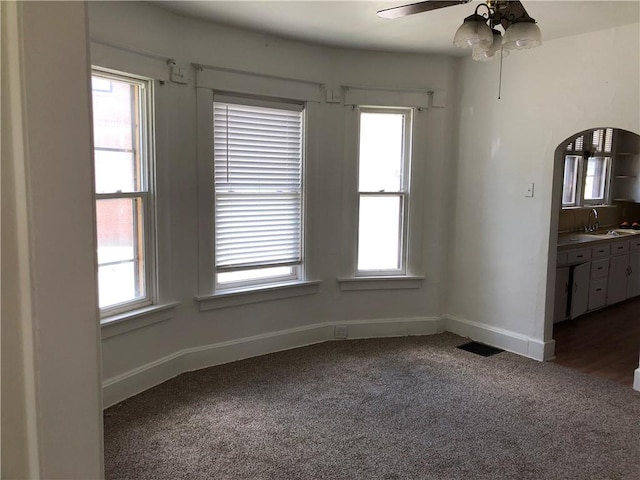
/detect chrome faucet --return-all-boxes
[585,208,599,233]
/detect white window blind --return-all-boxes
[213,100,303,272]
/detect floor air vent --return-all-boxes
[457,341,504,357]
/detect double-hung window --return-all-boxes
[356,107,412,275]
[213,97,304,289]
[562,128,613,207]
[92,69,155,315]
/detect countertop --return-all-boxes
[558,229,640,250]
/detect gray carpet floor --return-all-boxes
[104,333,640,479]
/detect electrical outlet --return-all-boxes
[334,325,348,339]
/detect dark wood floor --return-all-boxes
[553,296,640,385]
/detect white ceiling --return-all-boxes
[156,1,640,56]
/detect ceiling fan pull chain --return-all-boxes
[498,46,504,100]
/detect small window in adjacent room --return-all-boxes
[562,128,613,207]
[91,69,155,316]
[356,107,412,274]
[213,98,304,290]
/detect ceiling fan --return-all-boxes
[378,1,542,62]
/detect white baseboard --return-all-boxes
[103,316,444,408]
[445,315,550,361]
[341,316,446,340]
[102,351,184,409]
[634,367,640,392]
[183,323,333,374]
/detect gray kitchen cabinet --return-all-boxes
[570,262,590,319]
[607,252,630,305]
[554,267,570,323]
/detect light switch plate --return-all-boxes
[525,183,535,198]
[170,65,188,84]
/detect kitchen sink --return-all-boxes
[558,233,603,245]
[591,229,639,237]
[558,229,640,247]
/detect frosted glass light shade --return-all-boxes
[472,29,509,62]
[502,19,542,50]
[453,14,493,49]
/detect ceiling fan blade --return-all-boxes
[377,1,471,19]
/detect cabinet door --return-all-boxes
[627,250,640,298]
[554,267,570,323]
[570,262,590,319]
[607,254,630,305]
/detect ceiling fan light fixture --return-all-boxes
[502,18,542,50]
[472,29,508,62]
[453,13,493,49]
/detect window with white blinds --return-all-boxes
[562,128,614,207]
[213,99,304,288]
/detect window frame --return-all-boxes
[91,68,157,317]
[562,128,614,209]
[582,155,611,206]
[355,106,413,276]
[212,95,306,292]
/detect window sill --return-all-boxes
[562,205,618,210]
[337,276,424,291]
[195,280,322,311]
[100,301,179,340]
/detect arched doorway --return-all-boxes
[547,127,640,388]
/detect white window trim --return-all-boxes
[195,280,321,311]
[582,156,612,206]
[101,301,179,339]
[92,68,157,318]
[91,44,177,328]
[338,102,426,286]
[356,106,413,276]
[337,276,424,291]
[212,96,305,290]
[196,88,315,299]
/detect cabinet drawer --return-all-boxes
[591,244,611,258]
[557,252,568,267]
[591,258,610,279]
[630,238,640,251]
[588,278,608,310]
[567,248,591,264]
[611,240,630,255]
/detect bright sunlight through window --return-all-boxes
[357,108,411,273]
[92,71,153,314]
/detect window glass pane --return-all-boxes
[584,157,607,200]
[98,262,138,308]
[92,76,141,192]
[562,156,579,205]
[96,198,145,306]
[94,150,136,193]
[358,195,402,271]
[217,266,294,285]
[359,112,405,192]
